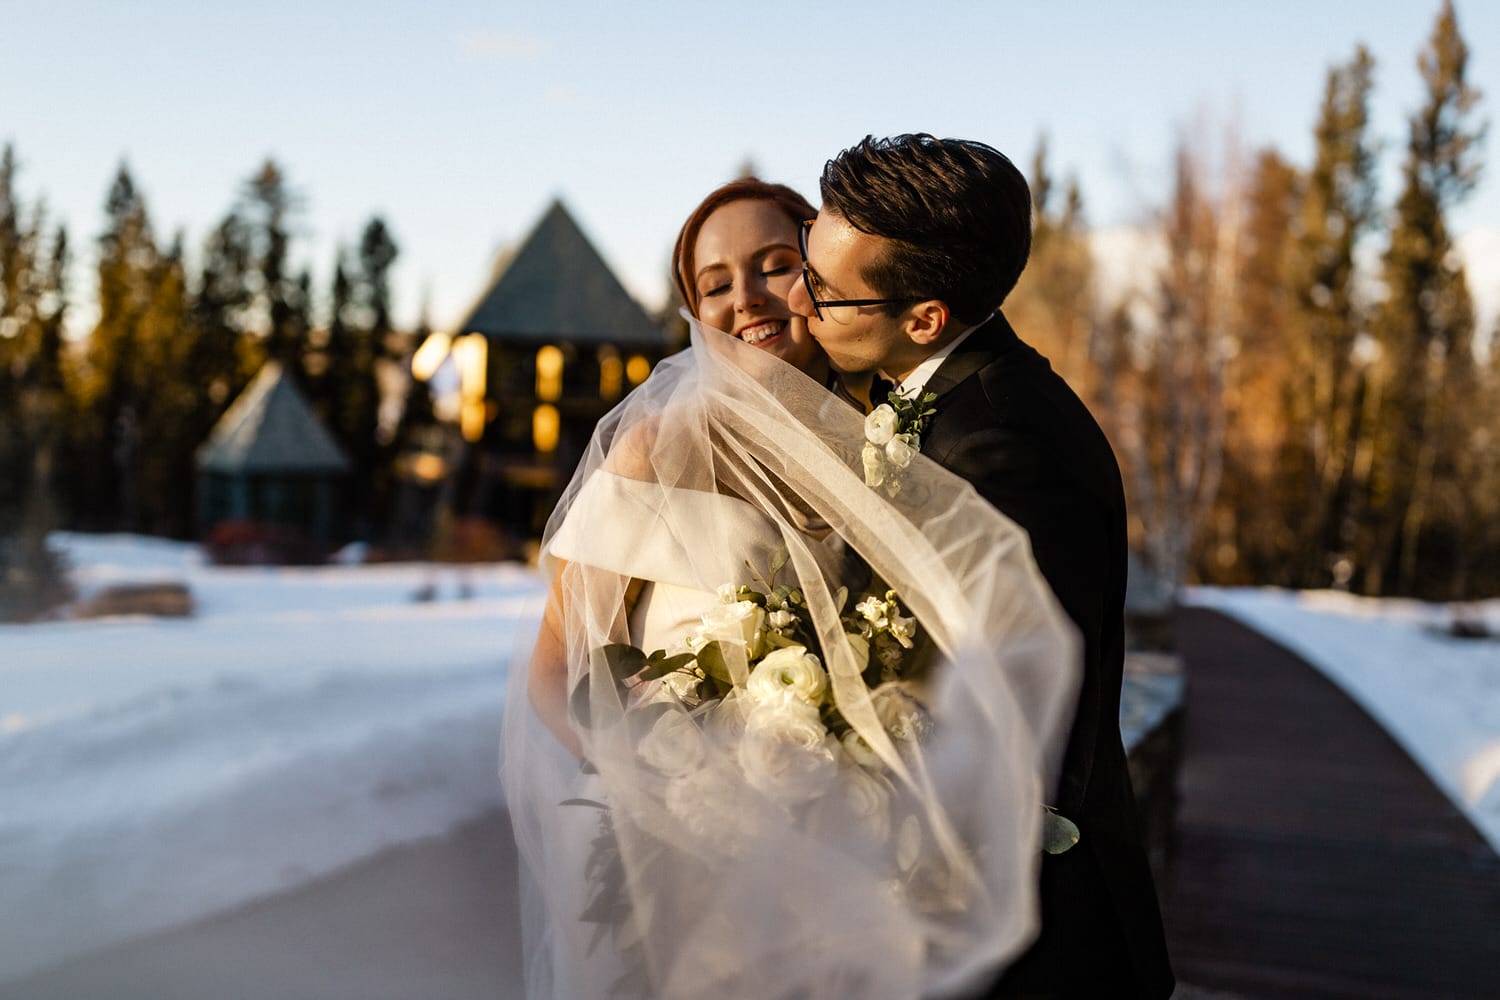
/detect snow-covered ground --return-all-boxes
[0,533,545,985]
[4,536,1497,986]
[1184,587,1500,855]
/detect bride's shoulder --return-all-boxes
[601,415,662,483]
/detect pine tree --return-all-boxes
[1287,46,1380,587]
[1362,0,1486,596]
[241,160,308,372]
[1208,148,1301,586]
[76,163,159,530]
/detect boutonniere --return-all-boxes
[861,391,937,496]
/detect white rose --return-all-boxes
[738,699,838,804]
[871,681,932,743]
[864,404,899,445]
[648,665,704,704]
[638,709,706,776]
[843,764,893,842]
[885,433,917,469]
[697,600,766,657]
[862,441,886,487]
[746,646,828,707]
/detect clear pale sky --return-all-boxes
[3,0,1497,335]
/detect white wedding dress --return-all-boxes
[502,314,1082,1000]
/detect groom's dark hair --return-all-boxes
[819,134,1031,325]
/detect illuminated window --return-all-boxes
[626,354,651,385]
[536,345,564,402]
[533,403,560,453]
[599,347,623,400]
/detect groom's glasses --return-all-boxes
[797,219,920,321]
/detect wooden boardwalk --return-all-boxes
[1163,607,1500,999]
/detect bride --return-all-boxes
[501,178,1080,999]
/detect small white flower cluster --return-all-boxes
[862,403,919,495]
[852,590,919,681]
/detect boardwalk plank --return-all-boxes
[1164,607,1500,1000]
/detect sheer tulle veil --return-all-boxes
[501,314,1080,999]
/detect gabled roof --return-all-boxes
[196,362,351,474]
[454,199,665,348]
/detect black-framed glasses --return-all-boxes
[797,219,920,321]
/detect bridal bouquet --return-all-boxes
[600,548,931,827]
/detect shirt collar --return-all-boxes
[886,323,982,399]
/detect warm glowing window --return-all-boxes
[599,347,623,400]
[626,354,651,385]
[533,403,560,453]
[536,344,564,402]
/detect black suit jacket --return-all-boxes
[918,314,1173,999]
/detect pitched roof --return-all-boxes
[454,199,665,348]
[196,362,351,474]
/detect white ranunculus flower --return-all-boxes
[871,681,932,743]
[864,404,899,445]
[862,441,886,487]
[885,432,917,469]
[638,709,706,776]
[738,699,838,804]
[843,763,893,842]
[841,728,883,769]
[697,600,766,657]
[746,646,828,707]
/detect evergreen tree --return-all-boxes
[76,163,159,530]
[1287,46,1380,586]
[1362,0,1486,596]
[1208,149,1302,586]
[241,160,308,372]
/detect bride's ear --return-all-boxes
[905,299,950,347]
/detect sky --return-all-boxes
[3,0,1498,336]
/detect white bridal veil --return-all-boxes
[501,315,1080,999]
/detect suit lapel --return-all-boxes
[922,312,1020,400]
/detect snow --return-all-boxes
[1183,587,1500,856]
[5,536,1496,985]
[0,533,545,985]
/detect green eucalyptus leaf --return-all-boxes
[602,643,648,681]
[570,678,592,729]
[638,653,698,681]
[696,641,733,685]
[1042,811,1082,855]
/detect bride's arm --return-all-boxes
[527,557,646,759]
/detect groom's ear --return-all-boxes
[904,299,951,347]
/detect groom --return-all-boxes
[790,134,1174,999]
